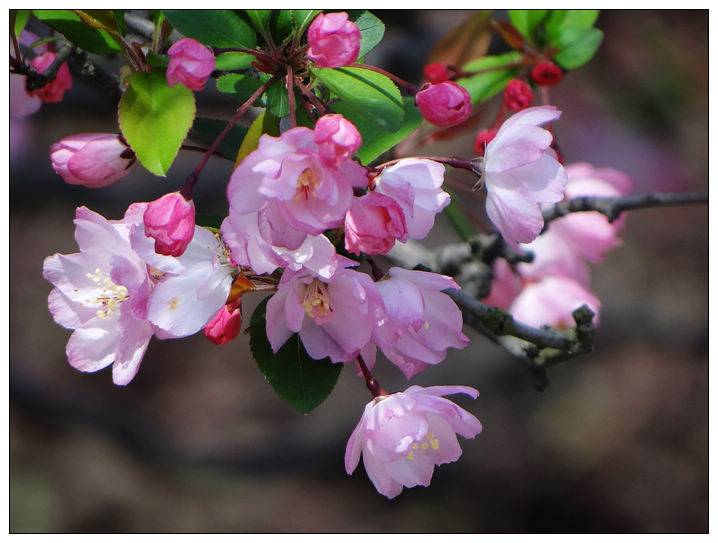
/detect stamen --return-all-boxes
[295,167,320,200]
[301,279,332,319]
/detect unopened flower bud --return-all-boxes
[307,12,361,68]
[50,133,135,188]
[473,128,497,156]
[143,192,196,257]
[531,61,563,86]
[314,114,362,168]
[204,304,242,345]
[29,52,72,103]
[345,192,408,255]
[503,79,534,112]
[424,63,452,84]
[415,81,472,127]
[166,38,216,91]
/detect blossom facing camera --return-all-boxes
[307,12,361,68]
[345,385,482,499]
[531,61,563,86]
[143,192,196,257]
[314,114,362,168]
[415,81,472,127]
[166,38,216,91]
[205,304,242,345]
[503,79,534,112]
[345,192,408,255]
[50,133,135,188]
[29,52,72,103]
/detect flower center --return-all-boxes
[405,432,440,460]
[295,167,320,200]
[301,278,332,319]
[84,267,129,319]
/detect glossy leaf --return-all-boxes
[508,9,548,41]
[314,67,404,131]
[216,73,265,104]
[265,79,290,117]
[118,69,196,176]
[545,9,600,41]
[552,26,603,69]
[351,10,385,59]
[249,297,342,414]
[163,10,256,48]
[244,9,273,38]
[33,9,122,53]
[190,117,248,161]
[459,51,523,104]
[215,51,255,71]
[11,10,31,38]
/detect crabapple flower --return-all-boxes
[166,38,216,91]
[204,304,242,345]
[42,206,155,385]
[29,51,72,103]
[503,79,534,112]
[345,385,482,499]
[531,61,563,86]
[344,192,408,255]
[306,12,361,68]
[50,133,135,188]
[373,267,469,378]
[415,81,472,127]
[481,258,521,310]
[143,192,196,257]
[265,264,385,363]
[373,158,450,240]
[313,114,362,168]
[481,106,568,248]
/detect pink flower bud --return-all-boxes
[314,114,362,168]
[143,192,196,257]
[166,38,215,91]
[50,133,135,188]
[307,12,361,68]
[503,79,534,112]
[415,81,472,127]
[424,63,452,84]
[29,52,72,103]
[473,128,497,156]
[531,61,563,86]
[345,192,408,255]
[204,304,242,345]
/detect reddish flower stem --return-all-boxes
[286,63,296,128]
[356,354,387,398]
[346,63,420,96]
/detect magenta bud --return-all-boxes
[143,192,196,257]
[474,128,498,156]
[204,304,242,345]
[424,63,452,84]
[503,79,534,112]
[415,81,472,127]
[531,61,563,86]
[50,133,135,188]
[29,52,72,103]
[166,38,216,91]
[314,114,362,168]
[307,12,361,68]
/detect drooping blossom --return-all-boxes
[481,105,568,248]
[265,262,385,363]
[42,206,155,385]
[313,114,362,168]
[50,133,135,188]
[166,38,216,91]
[531,61,563,86]
[373,267,469,378]
[306,12,361,68]
[345,385,482,499]
[204,304,242,345]
[503,79,534,112]
[373,158,450,240]
[344,192,408,255]
[143,191,196,257]
[415,81,472,127]
[28,51,72,103]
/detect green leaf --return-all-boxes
[119,69,196,176]
[33,9,122,53]
[265,79,290,117]
[163,9,256,48]
[76,9,121,32]
[190,117,248,161]
[508,9,548,40]
[274,10,321,43]
[195,213,224,231]
[334,97,422,165]
[459,51,523,104]
[443,197,477,242]
[249,297,342,414]
[216,73,265,103]
[11,10,31,38]
[215,51,255,71]
[234,111,280,167]
[145,50,169,68]
[351,10,385,59]
[545,9,600,41]
[552,26,603,69]
[314,66,404,131]
[244,10,273,40]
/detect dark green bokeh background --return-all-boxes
[10,10,707,532]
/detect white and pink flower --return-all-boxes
[50,133,135,188]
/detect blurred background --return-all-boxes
[10,10,708,533]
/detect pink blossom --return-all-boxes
[10,74,41,119]
[373,158,450,240]
[473,128,497,156]
[373,267,469,378]
[344,192,408,255]
[481,258,521,309]
[42,206,155,385]
[50,133,135,188]
[143,192,196,257]
[307,12,361,68]
[166,38,215,91]
[313,114,362,168]
[481,106,568,248]
[503,79,534,112]
[29,51,72,103]
[265,264,385,363]
[517,227,590,287]
[204,304,242,345]
[415,81,472,127]
[345,385,482,499]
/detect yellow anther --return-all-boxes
[406,452,414,461]
[424,321,429,330]
[167,297,180,311]
[421,443,428,450]
[430,438,440,450]
[295,167,320,200]
[412,443,419,450]
[301,279,332,319]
